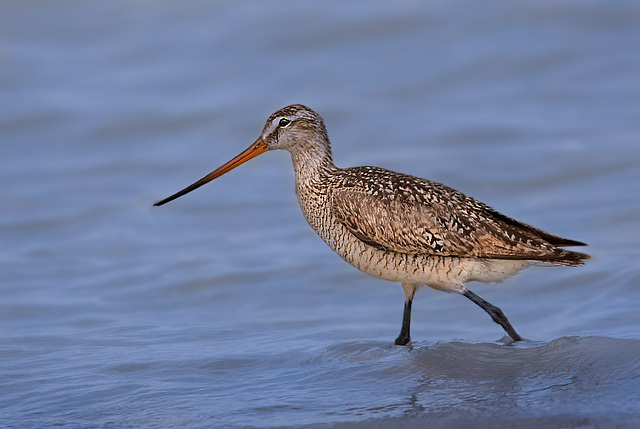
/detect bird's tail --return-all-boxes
[546,248,591,266]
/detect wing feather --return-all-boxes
[330,167,584,263]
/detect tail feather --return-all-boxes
[546,248,591,266]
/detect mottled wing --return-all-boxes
[330,167,584,263]
[331,187,450,254]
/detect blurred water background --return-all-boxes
[1,0,639,427]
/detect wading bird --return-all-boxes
[155,105,589,345]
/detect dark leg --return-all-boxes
[463,290,523,342]
[394,298,413,346]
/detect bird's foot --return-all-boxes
[394,334,411,346]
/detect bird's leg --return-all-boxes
[463,289,523,342]
[395,283,419,346]
[395,299,412,346]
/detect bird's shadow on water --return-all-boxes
[312,336,640,425]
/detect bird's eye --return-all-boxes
[279,118,291,127]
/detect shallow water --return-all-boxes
[1,0,640,427]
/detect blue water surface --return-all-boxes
[1,1,639,427]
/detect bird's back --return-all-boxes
[327,166,589,266]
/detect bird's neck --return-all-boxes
[289,141,336,236]
[290,142,336,186]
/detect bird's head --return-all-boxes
[154,104,330,206]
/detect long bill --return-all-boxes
[153,138,268,206]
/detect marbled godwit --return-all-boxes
[155,104,589,345]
